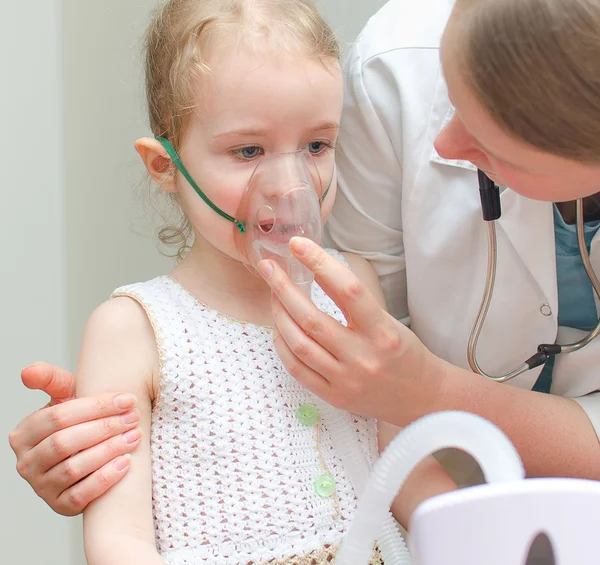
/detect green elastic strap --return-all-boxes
[155,135,246,234]
[321,168,334,204]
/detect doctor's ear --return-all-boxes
[134,137,177,193]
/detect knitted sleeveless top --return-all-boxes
[112,251,381,565]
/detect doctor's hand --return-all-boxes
[8,363,141,516]
[259,238,449,425]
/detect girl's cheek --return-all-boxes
[199,177,247,216]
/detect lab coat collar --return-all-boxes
[496,191,558,315]
[432,142,559,313]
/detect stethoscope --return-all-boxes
[467,171,600,382]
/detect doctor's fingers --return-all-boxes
[271,324,332,402]
[9,391,138,452]
[40,433,140,515]
[273,321,386,415]
[288,238,386,336]
[271,296,385,413]
[15,410,140,481]
[271,294,341,377]
[262,260,353,359]
[21,362,77,404]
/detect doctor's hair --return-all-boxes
[142,0,340,257]
[450,0,600,163]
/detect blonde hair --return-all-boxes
[142,0,340,256]
[449,0,600,164]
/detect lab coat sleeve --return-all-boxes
[573,393,600,442]
[324,42,408,323]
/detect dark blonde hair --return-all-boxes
[142,0,340,256]
[449,0,600,163]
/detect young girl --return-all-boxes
[78,1,454,564]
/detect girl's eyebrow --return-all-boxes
[312,121,340,131]
[213,121,340,140]
[213,128,268,139]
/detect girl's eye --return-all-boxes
[307,141,330,155]
[233,146,263,160]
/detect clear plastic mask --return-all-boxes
[235,150,330,294]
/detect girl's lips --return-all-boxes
[254,222,305,243]
[259,220,274,233]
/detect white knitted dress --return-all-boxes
[112,251,381,565]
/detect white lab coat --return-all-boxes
[325,0,600,437]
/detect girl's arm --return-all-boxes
[77,297,165,565]
[342,254,457,528]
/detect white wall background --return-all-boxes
[1,0,387,563]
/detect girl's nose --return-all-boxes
[434,114,485,164]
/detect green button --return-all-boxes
[297,404,319,427]
[314,474,336,498]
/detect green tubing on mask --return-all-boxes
[156,135,246,234]
[321,173,333,204]
[155,135,333,234]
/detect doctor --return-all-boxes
[8,0,600,516]
[260,0,600,482]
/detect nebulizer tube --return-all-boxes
[335,411,525,565]
[314,398,411,564]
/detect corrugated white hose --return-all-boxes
[314,398,411,565]
[335,411,525,565]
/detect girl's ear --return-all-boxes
[134,137,177,193]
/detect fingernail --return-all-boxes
[290,237,311,256]
[123,428,141,444]
[113,454,131,471]
[258,260,274,280]
[122,410,140,424]
[114,394,135,410]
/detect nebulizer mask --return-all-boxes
[234,150,333,293]
[156,136,334,294]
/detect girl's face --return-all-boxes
[173,46,342,263]
[435,44,600,202]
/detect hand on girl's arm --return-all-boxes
[77,297,165,565]
[9,362,139,515]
